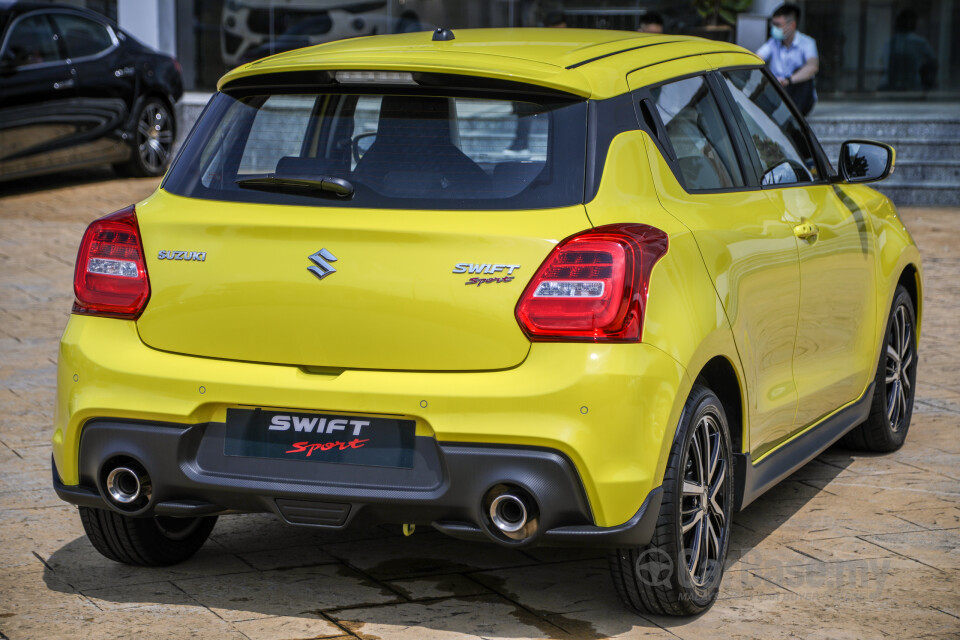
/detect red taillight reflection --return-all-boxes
[515,224,668,342]
[73,205,150,318]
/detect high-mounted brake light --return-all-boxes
[335,70,417,85]
[73,206,150,318]
[515,224,668,342]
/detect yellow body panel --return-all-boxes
[701,52,767,71]
[846,183,923,359]
[625,50,762,90]
[766,184,878,433]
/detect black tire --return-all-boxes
[78,507,216,567]
[114,96,176,178]
[842,285,918,452]
[609,385,734,616]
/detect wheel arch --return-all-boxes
[693,356,744,457]
[897,262,922,340]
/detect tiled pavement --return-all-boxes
[1,171,957,640]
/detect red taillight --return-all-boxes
[73,206,150,318]
[515,224,668,342]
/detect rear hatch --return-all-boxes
[136,195,589,370]
[139,82,589,371]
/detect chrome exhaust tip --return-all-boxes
[106,467,143,504]
[489,493,528,534]
[483,484,539,543]
[100,459,152,511]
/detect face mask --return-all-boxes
[770,25,785,41]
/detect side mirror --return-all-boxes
[838,140,895,184]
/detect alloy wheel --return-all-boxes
[885,302,915,432]
[680,412,727,588]
[137,102,173,174]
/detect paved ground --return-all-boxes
[1,171,958,640]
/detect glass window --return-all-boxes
[51,13,114,59]
[723,69,819,186]
[3,15,63,66]
[165,90,587,210]
[236,95,317,175]
[650,76,744,191]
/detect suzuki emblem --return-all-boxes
[308,249,337,280]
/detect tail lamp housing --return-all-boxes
[515,224,668,342]
[73,206,150,318]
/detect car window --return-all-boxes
[51,13,114,59]
[722,68,819,186]
[650,76,744,191]
[3,14,63,66]
[167,90,587,211]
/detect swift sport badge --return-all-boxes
[308,249,337,280]
[452,262,521,286]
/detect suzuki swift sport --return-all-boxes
[53,28,922,615]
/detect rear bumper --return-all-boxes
[52,420,662,548]
[54,314,688,529]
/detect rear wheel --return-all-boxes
[609,385,733,615]
[114,97,175,178]
[79,506,216,566]
[843,285,918,452]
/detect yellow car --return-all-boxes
[53,28,922,615]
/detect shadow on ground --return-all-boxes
[0,168,123,198]
[38,452,851,638]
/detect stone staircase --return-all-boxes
[808,102,960,206]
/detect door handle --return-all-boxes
[53,78,75,90]
[794,219,819,240]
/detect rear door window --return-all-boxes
[721,68,819,186]
[650,75,745,191]
[165,90,587,210]
[3,14,63,66]
[50,13,114,59]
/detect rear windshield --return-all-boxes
[163,90,587,210]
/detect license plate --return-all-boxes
[224,408,415,469]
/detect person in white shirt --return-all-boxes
[756,3,819,115]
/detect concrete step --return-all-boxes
[819,139,960,162]
[809,118,960,140]
[887,161,960,184]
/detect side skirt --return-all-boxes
[733,382,875,511]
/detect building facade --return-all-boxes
[41,0,960,100]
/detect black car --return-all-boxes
[0,2,183,182]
